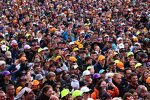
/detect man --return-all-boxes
[125,73,139,91]
[72,90,83,100]
[0,71,14,92]
[6,84,15,100]
[112,73,128,97]
[0,90,6,100]
[94,55,108,73]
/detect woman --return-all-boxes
[91,79,119,100]
[36,85,54,100]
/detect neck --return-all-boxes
[4,80,9,84]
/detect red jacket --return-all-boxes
[91,86,119,99]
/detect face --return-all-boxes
[25,91,35,100]
[114,75,122,84]
[4,74,11,81]
[45,88,54,97]
[125,70,132,78]
[131,75,138,85]
[133,92,138,100]
[7,85,15,95]
[0,92,6,100]
[100,81,107,89]
[99,59,105,65]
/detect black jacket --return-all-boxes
[36,94,49,100]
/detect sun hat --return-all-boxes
[72,90,83,98]
[61,89,70,98]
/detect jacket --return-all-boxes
[91,87,119,99]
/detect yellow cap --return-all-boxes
[98,55,105,61]
[32,80,39,86]
[69,56,77,62]
[135,63,142,69]
[78,44,83,49]
[61,89,70,98]
[127,52,134,57]
[72,90,83,98]
[54,56,61,61]
[73,48,79,52]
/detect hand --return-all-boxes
[108,82,116,88]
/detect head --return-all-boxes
[96,79,107,90]
[0,90,6,100]
[46,72,56,81]
[0,61,6,71]
[42,85,54,97]
[98,55,105,65]
[113,73,122,84]
[124,68,132,79]
[129,73,138,85]
[129,89,138,100]
[123,92,133,100]
[6,84,15,96]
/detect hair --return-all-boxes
[124,68,132,74]
[6,84,14,91]
[0,90,5,94]
[123,92,132,100]
[129,89,136,94]
[41,85,53,95]
[129,72,137,80]
[113,73,121,79]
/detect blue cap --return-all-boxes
[99,69,106,74]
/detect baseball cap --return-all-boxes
[99,69,106,74]
[73,48,79,52]
[116,61,124,70]
[87,66,93,70]
[80,86,90,93]
[32,80,39,86]
[2,71,11,76]
[24,44,31,50]
[61,89,70,98]
[0,60,6,66]
[118,43,124,49]
[135,63,142,69]
[54,56,61,61]
[117,37,123,41]
[35,74,44,81]
[72,64,79,69]
[93,73,101,79]
[15,87,32,99]
[146,77,150,84]
[5,51,12,58]
[1,45,6,51]
[72,90,83,98]
[98,55,105,61]
[69,56,77,62]
[82,70,91,76]
[127,52,134,57]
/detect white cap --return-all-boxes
[0,61,6,66]
[117,37,123,41]
[71,79,79,89]
[134,42,141,46]
[73,64,79,69]
[80,86,90,93]
[24,44,31,50]
[82,70,91,76]
[118,43,124,49]
[15,87,32,99]
[1,45,6,51]
[11,40,18,46]
[43,47,48,50]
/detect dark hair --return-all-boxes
[124,68,132,74]
[41,85,53,94]
[6,84,14,91]
[129,72,137,80]
[129,89,136,94]
[123,92,132,100]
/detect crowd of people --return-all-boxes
[0,0,150,100]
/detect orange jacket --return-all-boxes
[91,87,119,99]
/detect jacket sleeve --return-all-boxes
[107,86,119,97]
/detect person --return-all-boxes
[123,92,134,100]
[0,90,6,100]
[112,73,128,97]
[6,84,15,100]
[91,79,119,99]
[36,85,54,100]
[129,89,139,100]
[60,89,72,100]
[72,90,83,100]
[80,86,91,100]
[15,87,35,100]
[94,55,108,73]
